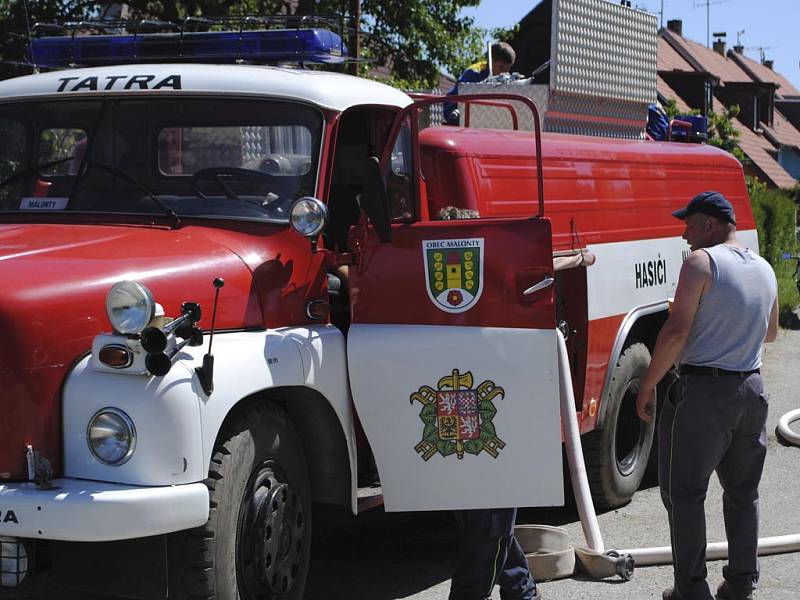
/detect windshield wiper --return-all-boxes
[0,156,75,189]
[90,163,181,228]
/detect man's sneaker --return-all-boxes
[663,588,681,600]
[716,581,754,600]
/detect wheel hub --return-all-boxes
[615,379,646,476]
[238,465,305,598]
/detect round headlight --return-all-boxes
[289,197,328,238]
[87,408,136,465]
[106,281,155,335]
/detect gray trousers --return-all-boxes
[659,372,768,600]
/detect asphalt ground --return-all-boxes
[3,328,799,600]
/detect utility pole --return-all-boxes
[348,0,360,76]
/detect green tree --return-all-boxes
[661,97,698,119]
[489,23,519,44]
[750,185,799,322]
[706,104,748,164]
[0,0,484,87]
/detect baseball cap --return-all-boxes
[672,191,736,225]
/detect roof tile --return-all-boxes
[761,109,800,148]
[734,117,797,188]
[730,52,800,97]
[657,37,694,73]
[668,35,752,83]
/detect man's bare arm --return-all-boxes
[765,297,779,343]
[635,251,710,422]
[553,250,596,271]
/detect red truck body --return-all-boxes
[419,127,755,431]
[0,59,759,600]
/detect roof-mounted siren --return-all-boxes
[26,15,353,69]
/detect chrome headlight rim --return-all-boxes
[105,280,156,335]
[289,196,328,238]
[86,407,137,466]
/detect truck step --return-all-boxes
[356,484,383,513]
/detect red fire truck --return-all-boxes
[0,8,758,600]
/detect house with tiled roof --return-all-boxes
[658,20,799,189]
[729,49,800,99]
[506,3,798,190]
[727,49,800,180]
[656,37,706,114]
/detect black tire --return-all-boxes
[583,342,655,510]
[169,401,311,600]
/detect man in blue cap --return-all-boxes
[636,191,778,600]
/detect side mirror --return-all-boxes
[289,196,328,252]
[359,156,392,243]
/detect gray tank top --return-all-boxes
[681,244,777,371]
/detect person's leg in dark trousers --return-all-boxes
[717,374,768,594]
[659,375,736,600]
[449,508,536,600]
[450,509,502,600]
[496,534,536,600]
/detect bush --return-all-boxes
[749,183,799,323]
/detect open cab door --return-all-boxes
[345,95,564,512]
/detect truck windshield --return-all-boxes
[0,97,323,224]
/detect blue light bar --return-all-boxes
[29,28,349,68]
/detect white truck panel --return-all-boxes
[348,325,564,512]
[286,326,359,512]
[0,64,412,112]
[0,480,208,542]
[63,358,207,486]
[62,327,356,503]
[586,229,759,321]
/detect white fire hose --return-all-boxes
[777,408,800,447]
[556,333,604,553]
[550,330,800,578]
[516,333,634,582]
[554,331,634,580]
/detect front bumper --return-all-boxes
[0,479,209,541]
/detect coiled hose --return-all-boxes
[777,408,800,447]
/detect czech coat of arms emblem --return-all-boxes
[422,238,484,313]
[410,369,505,461]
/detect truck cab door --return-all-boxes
[346,102,564,512]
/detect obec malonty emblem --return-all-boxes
[422,238,484,313]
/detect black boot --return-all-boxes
[716,581,754,600]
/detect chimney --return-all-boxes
[667,19,683,36]
[763,59,774,70]
[733,45,744,54]
[712,32,727,55]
